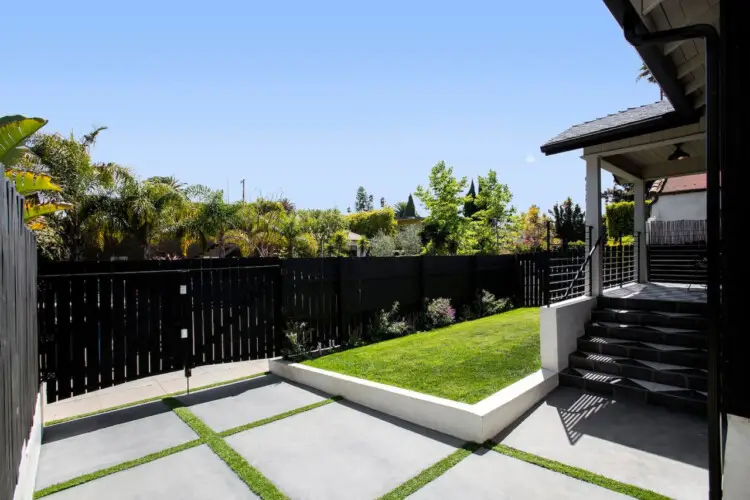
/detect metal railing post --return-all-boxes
[587,226,593,296]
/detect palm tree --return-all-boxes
[278,211,305,258]
[224,198,286,257]
[637,63,664,101]
[1,115,71,223]
[637,62,657,83]
[116,178,186,259]
[28,127,134,260]
[393,201,408,218]
[176,186,240,256]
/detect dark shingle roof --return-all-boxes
[540,100,686,155]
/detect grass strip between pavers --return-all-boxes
[487,442,671,500]
[163,397,289,500]
[33,438,202,498]
[377,442,481,500]
[46,371,270,426]
[219,396,342,437]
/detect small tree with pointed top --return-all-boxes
[463,180,478,218]
[405,194,417,217]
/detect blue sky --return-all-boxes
[5,0,660,214]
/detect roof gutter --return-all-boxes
[602,0,693,115]
[623,12,723,500]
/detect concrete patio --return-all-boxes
[34,374,706,499]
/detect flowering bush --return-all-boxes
[425,297,455,329]
[282,322,315,361]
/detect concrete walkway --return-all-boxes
[36,375,671,499]
[496,386,708,500]
[43,359,268,423]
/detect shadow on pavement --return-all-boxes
[43,400,172,444]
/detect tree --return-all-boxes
[300,208,346,256]
[517,205,550,251]
[369,230,396,257]
[225,197,286,257]
[28,127,134,260]
[326,230,350,257]
[380,196,385,208]
[462,170,515,254]
[278,211,305,258]
[602,178,655,204]
[117,177,186,259]
[404,194,417,217]
[176,186,240,256]
[354,186,371,212]
[414,161,467,254]
[396,224,422,255]
[549,198,585,250]
[463,180,478,218]
[393,201,408,218]
[345,207,397,238]
[637,62,657,84]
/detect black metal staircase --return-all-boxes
[559,296,708,415]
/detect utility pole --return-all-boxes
[241,179,246,203]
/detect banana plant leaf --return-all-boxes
[0,115,47,163]
[24,201,73,222]
[4,169,62,195]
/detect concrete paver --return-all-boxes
[226,400,463,500]
[43,359,268,423]
[45,445,257,499]
[497,387,708,500]
[408,449,629,499]
[180,374,327,432]
[36,402,197,490]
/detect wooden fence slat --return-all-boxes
[112,276,126,385]
[124,275,138,381]
[99,275,113,388]
[84,272,100,392]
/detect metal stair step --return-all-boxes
[578,335,707,369]
[569,350,707,391]
[598,296,708,315]
[586,322,706,349]
[559,367,706,415]
[591,308,708,331]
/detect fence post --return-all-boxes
[619,232,624,288]
[274,264,284,355]
[336,257,346,346]
[587,226,593,296]
[178,271,192,391]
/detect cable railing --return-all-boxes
[603,232,638,289]
[553,227,602,305]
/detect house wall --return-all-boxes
[650,191,706,221]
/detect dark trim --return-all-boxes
[540,110,699,156]
[602,0,693,115]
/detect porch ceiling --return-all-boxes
[604,137,705,180]
[624,0,720,111]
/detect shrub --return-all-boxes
[282,321,315,361]
[396,224,423,255]
[367,301,411,341]
[425,297,455,329]
[369,230,397,257]
[473,290,511,318]
[458,304,475,322]
[345,208,397,238]
[605,201,634,239]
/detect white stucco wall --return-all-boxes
[650,191,706,221]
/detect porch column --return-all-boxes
[633,179,648,283]
[585,156,603,296]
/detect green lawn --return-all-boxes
[303,307,541,404]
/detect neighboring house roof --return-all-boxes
[540,100,700,156]
[650,174,706,196]
[347,231,363,242]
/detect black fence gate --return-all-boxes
[38,260,283,402]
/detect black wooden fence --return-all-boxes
[1,178,39,500]
[39,253,552,402]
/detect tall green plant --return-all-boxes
[549,197,585,250]
[415,161,467,255]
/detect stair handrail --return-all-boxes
[559,232,603,303]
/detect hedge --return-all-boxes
[604,201,651,239]
[345,208,397,238]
